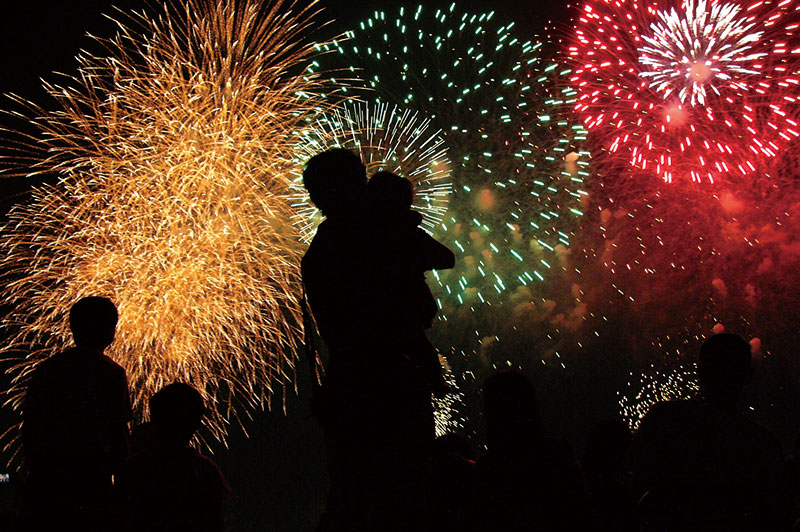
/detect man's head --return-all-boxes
[698,333,752,407]
[149,382,204,447]
[69,296,118,351]
[303,148,367,218]
[483,369,541,449]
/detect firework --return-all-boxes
[568,0,800,184]
[0,0,327,456]
[433,357,466,437]
[290,101,453,242]
[619,362,699,429]
[312,3,589,316]
[567,159,800,382]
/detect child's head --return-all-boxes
[367,171,413,215]
[149,382,204,447]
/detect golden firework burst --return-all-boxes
[0,0,329,458]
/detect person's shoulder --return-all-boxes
[188,449,231,494]
[93,352,127,377]
[29,347,78,376]
[42,347,78,365]
[646,398,699,418]
[302,220,336,261]
[636,399,702,436]
[737,412,781,450]
[193,451,224,474]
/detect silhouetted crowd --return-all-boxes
[3,148,800,532]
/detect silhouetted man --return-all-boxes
[22,296,131,530]
[117,383,230,532]
[302,149,435,531]
[631,333,787,531]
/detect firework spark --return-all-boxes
[638,0,765,106]
[290,101,453,242]
[433,358,466,437]
[619,363,699,429]
[569,0,800,184]
[0,0,327,456]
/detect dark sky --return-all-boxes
[0,0,574,97]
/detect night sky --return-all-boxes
[0,0,572,97]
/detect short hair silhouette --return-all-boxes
[698,333,752,405]
[433,432,474,461]
[483,369,541,448]
[69,296,118,350]
[367,171,413,214]
[303,148,366,217]
[149,382,204,446]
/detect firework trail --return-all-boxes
[568,0,800,185]
[0,0,328,456]
[290,101,453,241]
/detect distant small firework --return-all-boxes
[433,359,466,437]
[290,101,453,241]
[569,0,800,184]
[0,0,327,456]
[619,363,699,429]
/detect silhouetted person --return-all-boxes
[430,433,476,532]
[474,370,590,532]
[117,383,230,532]
[631,333,787,531]
[366,170,454,395]
[302,150,436,531]
[21,296,131,531]
[583,418,636,532]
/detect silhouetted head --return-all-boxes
[149,382,204,447]
[69,296,118,351]
[583,418,631,474]
[483,369,542,451]
[366,171,413,216]
[303,148,367,218]
[698,333,752,407]
[433,432,474,461]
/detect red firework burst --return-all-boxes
[569,0,800,184]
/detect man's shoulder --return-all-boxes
[96,352,126,375]
[302,221,333,263]
[29,348,77,378]
[55,347,126,379]
[735,411,782,452]
[647,398,699,416]
[637,399,702,434]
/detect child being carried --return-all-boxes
[366,170,454,396]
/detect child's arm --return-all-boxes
[412,227,455,271]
